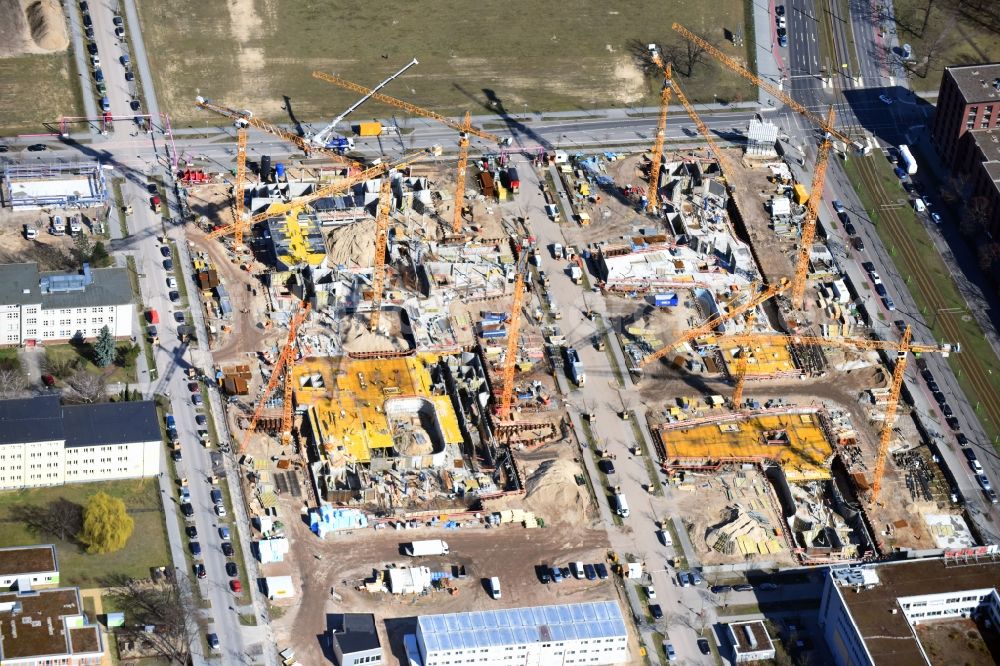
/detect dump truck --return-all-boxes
[792,183,809,205]
[565,347,585,386]
[355,122,383,137]
[404,539,449,556]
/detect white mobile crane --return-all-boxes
[310,58,419,152]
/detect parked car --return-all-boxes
[181,502,194,517]
[649,604,663,620]
[194,563,206,579]
[225,562,238,578]
[595,563,608,579]
[27,144,47,151]
[852,236,865,251]
[168,291,180,302]
[221,541,234,557]
[87,42,98,55]
[583,563,597,580]
[218,525,230,539]
[196,414,208,426]
[733,583,754,592]
[977,474,993,492]
[845,222,857,236]
[189,542,201,557]
[120,54,130,66]
[572,561,585,579]
[538,566,550,584]
[665,642,677,661]
[698,638,711,655]
[192,394,203,406]
[185,526,198,539]
[549,566,563,583]
[677,571,691,587]
[883,296,896,311]
[207,633,220,651]
[931,212,942,224]
[163,259,173,270]
[124,70,134,82]
[598,459,616,474]
[956,433,969,446]
[711,585,732,594]
[229,579,241,593]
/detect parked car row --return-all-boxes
[538,561,608,583]
[80,0,139,116]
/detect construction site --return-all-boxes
[162,24,985,662]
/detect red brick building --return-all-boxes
[932,63,1000,167]
[931,64,1000,240]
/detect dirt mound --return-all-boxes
[327,219,376,268]
[25,0,67,52]
[340,312,409,354]
[519,458,589,525]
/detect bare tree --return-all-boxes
[105,575,199,665]
[11,498,83,542]
[0,367,28,399]
[919,0,938,36]
[63,370,107,404]
[663,32,712,78]
[960,196,992,237]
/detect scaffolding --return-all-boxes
[2,162,108,210]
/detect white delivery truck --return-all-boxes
[404,539,450,556]
[489,576,501,599]
[614,493,630,518]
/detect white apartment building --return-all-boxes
[0,263,133,346]
[819,554,1000,666]
[409,601,629,666]
[0,396,161,490]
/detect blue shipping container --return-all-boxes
[481,328,507,339]
[654,293,679,307]
[275,163,285,178]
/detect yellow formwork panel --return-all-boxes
[292,355,461,462]
[720,342,795,377]
[663,411,833,482]
[277,210,326,267]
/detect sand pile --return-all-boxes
[25,0,67,52]
[340,313,409,354]
[519,458,589,525]
[327,219,376,268]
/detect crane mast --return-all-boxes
[872,326,911,503]
[370,177,394,332]
[233,127,248,247]
[453,112,472,234]
[498,252,530,419]
[791,108,836,308]
[646,61,673,213]
[730,312,756,408]
[311,59,419,147]
[240,302,311,453]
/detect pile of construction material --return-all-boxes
[706,505,784,556]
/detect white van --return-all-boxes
[913,198,926,212]
[614,493,630,518]
[489,576,501,599]
[24,225,37,240]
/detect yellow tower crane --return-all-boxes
[206,153,425,241]
[311,71,502,234]
[730,311,756,408]
[232,127,248,247]
[791,108,836,308]
[240,301,312,453]
[653,51,737,178]
[646,61,673,213]
[670,23,866,153]
[717,327,958,502]
[498,251,530,420]
[639,280,789,368]
[370,176,394,332]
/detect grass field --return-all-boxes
[891,0,1000,91]
[135,0,755,127]
[0,479,169,588]
[45,341,139,384]
[843,154,1000,448]
[0,52,82,135]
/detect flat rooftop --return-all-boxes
[0,546,57,578]
[729,620,774,654]
[945,63,1000,105]
[836,558,1000,666]
[658,410,834,482]
[0,587,101,660]
[718,341,797,377]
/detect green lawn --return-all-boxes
[0,52,81,135]
[843,154,1000,447]
[891,0,1000,91]
[44,342,138,385]
[0,479,169,588]
[137,0,754,127]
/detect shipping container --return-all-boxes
[355,122,383,137]
[479,171,495,198]
[654,293,679,307]
[792,183,809,205]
